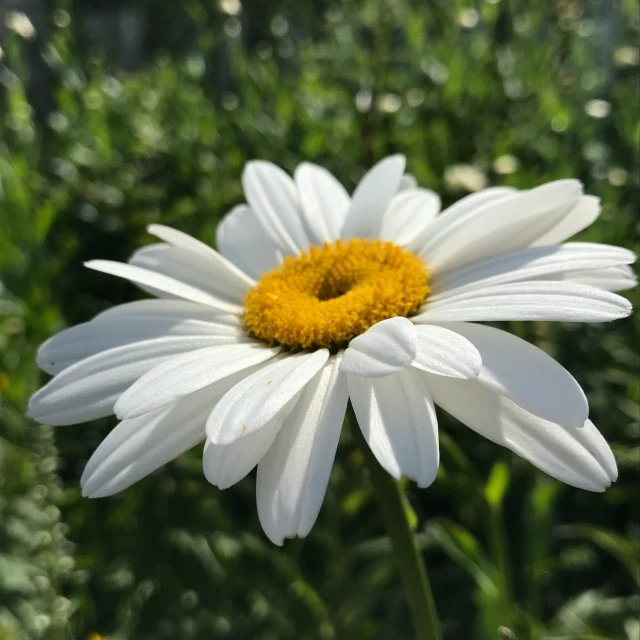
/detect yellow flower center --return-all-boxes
[243,239,429,350]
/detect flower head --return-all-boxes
[29,155,636,544]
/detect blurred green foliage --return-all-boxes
[0,0,638,638]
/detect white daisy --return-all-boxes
[29,155,636,545]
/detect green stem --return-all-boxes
[487,505,515,627]
[348,404,443,640]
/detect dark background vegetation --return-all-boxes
[0,0,638,638]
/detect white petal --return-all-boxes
[431,243,636,299]
[203,420,282,490]
[348,368,439,487]
[80,365,261,498]
[256,354,349,545]
[29,335,230,425]
[412,187,515,255]
[216,204,284,279]
[28,389,119,426]
[437,187,518,219]
[94,299,232,323]
[82,390,209,497]
[340,155,406,240]
[148,224,255,285]
[413,281,632,323]
[531,195,601,246]
[410,324,481,378]
[294,162,350,244]
[397,174,418,191]
[243,161,311,255]
[207,350,330,445]
[422,180,583,273]
[340,317,417,378]
[37,316,241,374]
[130,242,251,305]
[443,322,588,427]
[115,342,280,419]
[549,265,638,292]
[379,189,441,248]
[85,260,242,313]
[578,420,618,482]
[425,374,613,491]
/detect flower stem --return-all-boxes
[487,504,515,627]
[348,404,443,640]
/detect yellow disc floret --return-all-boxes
[243,239,429,350]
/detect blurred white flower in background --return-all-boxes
[444,163,487,192]
[218,0,242,15]
[406,88,425,107]
[355,89,373,113]
[493,155,520,175]
[224,18,241,38]
[52,9,71,28]
[614,46,640,67]
[458,9,479,29]
[5,11,36,39]
[584,99,611,119]
[608,168,628,187]
[378,93,402,114]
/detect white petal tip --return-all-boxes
[387,468,403,481]
[294,161,313,173]
[554,475,610,493]
[243,160,267,176]
[112,400,130,421]
[80,479,104,498]
[458,352,483,379]
[264,533,285,546]
[571,470,614,493]
[610,294,633,316]
[381,154,407,177]
[203,473,234,491]
[561,405,590,430]
[388,153,406,165]
[416,471,439,489]
[82,487,110,499]
[597,449,618,483]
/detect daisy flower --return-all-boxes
[29,155,636,545]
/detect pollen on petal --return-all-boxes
[243,239,429,350]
